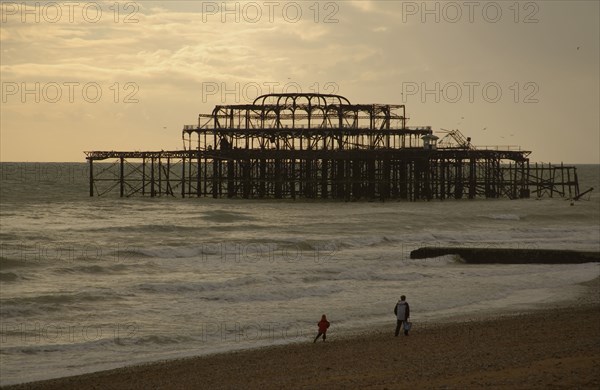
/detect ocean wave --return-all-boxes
[215,283,345,303]
[0,272,19,282]
[2,333,139,355]
[482,214,521,221]
[0,306,41,318]
[335,235,401,249]
[137,246,206,259]
[133,334,195,346]
[2,291,122,308]
[302,269,436,283]
[134,241,322,259]
[102,235,438,261]
[83,224,207,234]
[52,263,133,275]
[0,257,39,269]
[0,231,21,240]
[106,249,153,259]
[136,275,265,295]
[135,274,347,303]
[198,210,256,223]
[132,237,471,265]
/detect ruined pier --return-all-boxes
[85,93,579,200]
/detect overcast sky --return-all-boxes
[1,0,598,163]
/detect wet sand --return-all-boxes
[6,279,599,390]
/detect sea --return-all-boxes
[0,162,599,385]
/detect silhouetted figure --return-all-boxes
[220,137,230,150]
[313,314,330,343]
[394,295,410,336]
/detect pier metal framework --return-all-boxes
[85,93,580,200]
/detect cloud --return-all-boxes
[1,1,598,162]
[347,1,376,13]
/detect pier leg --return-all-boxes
[181,157,186,198]
[367,159,375,199]
[439,159,446,200]
[424,160,432,201]
[335,159,344,199]
[259,159,266,198]
[89,158,94,197]
[243,159,251,198]
[290,159,296,200]
[142,158,146,196]
[158,157,162,196]
[188,157,192,196]
[197,153,201,197]
[150,157,155,197]
[468,158,476,199]
[119,157,124,198]
[275,159,282,199]
[455,159,463,199]
[227,160,235,198]
[212,159,219,198]
[383,159,391,200]
[166,157,172,196]
[321,159,328,199]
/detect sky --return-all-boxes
[1,0,598,163]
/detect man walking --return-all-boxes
[394,295,410,336]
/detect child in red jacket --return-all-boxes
[314,314,330,343]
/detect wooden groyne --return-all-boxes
[410,247,600,264]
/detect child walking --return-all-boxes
[314,314,330,343]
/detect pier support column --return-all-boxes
[158,157,162,196]
[88,159,94,197]
[166,157,172,196]
[142,157,146,196]
[335,159,345,199]
[321,159,328,199]
[227,160,235,198]
[290,159,296,199]
[307,160,315,198]
[439,159,446,200]
[150,157,155,197]
[274,159,282,199]
[196,153,201,197]
[119,157,124,198]
[414,161,422,200]
[469,158,476,199]
[367,159,375,199]
[345,159,352,201]
[423,160,432,201]
[187,156,193,196]
[242,159,251,199]
[454,159,463,199]
[181,157,186,198]
[399,160,408,200]
[259,159,266,198]
[381,160,391,200]
[212,159,219,198]
[352,160,362,199]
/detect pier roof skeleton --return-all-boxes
[184,93,431,152]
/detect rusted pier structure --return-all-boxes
[85,93,580,200]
